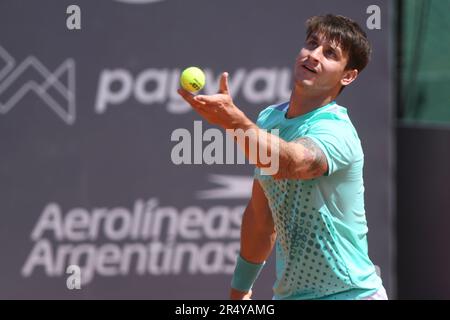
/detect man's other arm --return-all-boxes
[230,179,276,299]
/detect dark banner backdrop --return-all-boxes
[0,0,394,299]
[397,125,450,299]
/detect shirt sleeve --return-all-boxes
[303,119,362,176]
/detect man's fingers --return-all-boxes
[195,95,215,104]
[177,88,196,103]
[218,72,230,95]
[177,89,206,110]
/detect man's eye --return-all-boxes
[326,50,336,58]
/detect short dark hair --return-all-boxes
[306,14,372,73]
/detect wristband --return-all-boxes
[231,254,266,292]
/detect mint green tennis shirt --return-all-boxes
[254,101,383,300]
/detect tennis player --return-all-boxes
[178,14,387,300]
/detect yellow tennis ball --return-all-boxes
[180,66,206,93]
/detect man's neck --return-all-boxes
[286,84,338,119]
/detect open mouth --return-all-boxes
[302,65,318,74]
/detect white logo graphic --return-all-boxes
[95,68,291,115]
[113,0,165,4]
[22,198,243,284]
[197,174,253,200]
[0,46,76,125]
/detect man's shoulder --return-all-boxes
[309,104,358,133]
[306,106,363,157]
[311,103,349,121]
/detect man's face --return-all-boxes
[294,33,352,93]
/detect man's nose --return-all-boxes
[309,46,323,62]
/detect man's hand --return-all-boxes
[230,288,253,300]
[177,72,251,130]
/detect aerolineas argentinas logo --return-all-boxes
[22,198,243,285]
[171,121,280,175]
[0,46,76,125]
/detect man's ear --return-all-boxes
[341,69,358,86]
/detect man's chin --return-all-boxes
[295,78,316,88]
